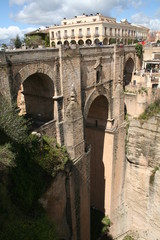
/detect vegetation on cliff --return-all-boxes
[150,166,159,185]
[138,98,160,121]
[135,43,143,59]
[91,207,113,240]
[0,98,70,240]
[123,235,135,240]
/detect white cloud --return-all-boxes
[131,12,160,30]
[10,0,142,25]
[9,0,31,6]
[0,26,36,44]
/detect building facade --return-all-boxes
[49,13,149,47]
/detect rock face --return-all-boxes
[124,116,160,240]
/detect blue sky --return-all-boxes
[1,0,160,44]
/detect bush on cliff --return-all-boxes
[0,99,70,240]
[138,98,160,120]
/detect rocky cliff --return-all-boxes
[125,115,160,240]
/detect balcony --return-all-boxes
[78,34,83,38]
[94,33,99,37]
[103,33,109,37]
[86,33,91,38]
[71,35,75,39]
[57,35,61,40]
[64,35,69,39]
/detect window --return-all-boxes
[51,31,54,39]
[133,80,136,85]
[71,29,74,37]
[95,27,99,36]
[57,31,61,39]
[105,27,107,36]
[64,30,67,38]
[87,28,91,36]
[96,70,100,83]
[79,28,82,37]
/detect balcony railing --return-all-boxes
[64,35,69,39]
[78,34,83,38]
[57,35,61,40]
[71,35,75,39]
[94,33,99,37]
[86,33,91,38]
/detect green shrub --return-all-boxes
[35,135,70,177]
[123,235,135,240]
[135,43,143,59]
[138,99,160,120]
[0,100,69,240]
[150,166,159,185]
[101,215,111,234]
[0,143,15,169]
[0,215,58,240]
[0,98,28,144]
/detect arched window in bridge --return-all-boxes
[94,57,102,85]
[96,70,100,84]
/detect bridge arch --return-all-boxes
[84,88,111,213]
[123,55,135,87]
[15,63,57,123]
[84,87,110,121]
[85,94,108,211]
[84,92,110,237]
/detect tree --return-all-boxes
[135,43,143,59]
[1,43,7,49]
[24,35,45,48]
[14,34,22,49]
[110,38,116,44]
[45,34,50,47]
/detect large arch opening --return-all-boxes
[124,58,134,87]
[85,95,109,238]
[85,95,108,211]
[17,73,54,125]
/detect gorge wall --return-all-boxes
[124,115,160,240]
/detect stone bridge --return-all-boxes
[0,45,139,240]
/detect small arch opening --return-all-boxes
[124,58,134,87]
[96,70,100,84]
[78,39,84,46]
[86,39,92,45]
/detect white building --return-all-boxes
[49,13,149,47]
